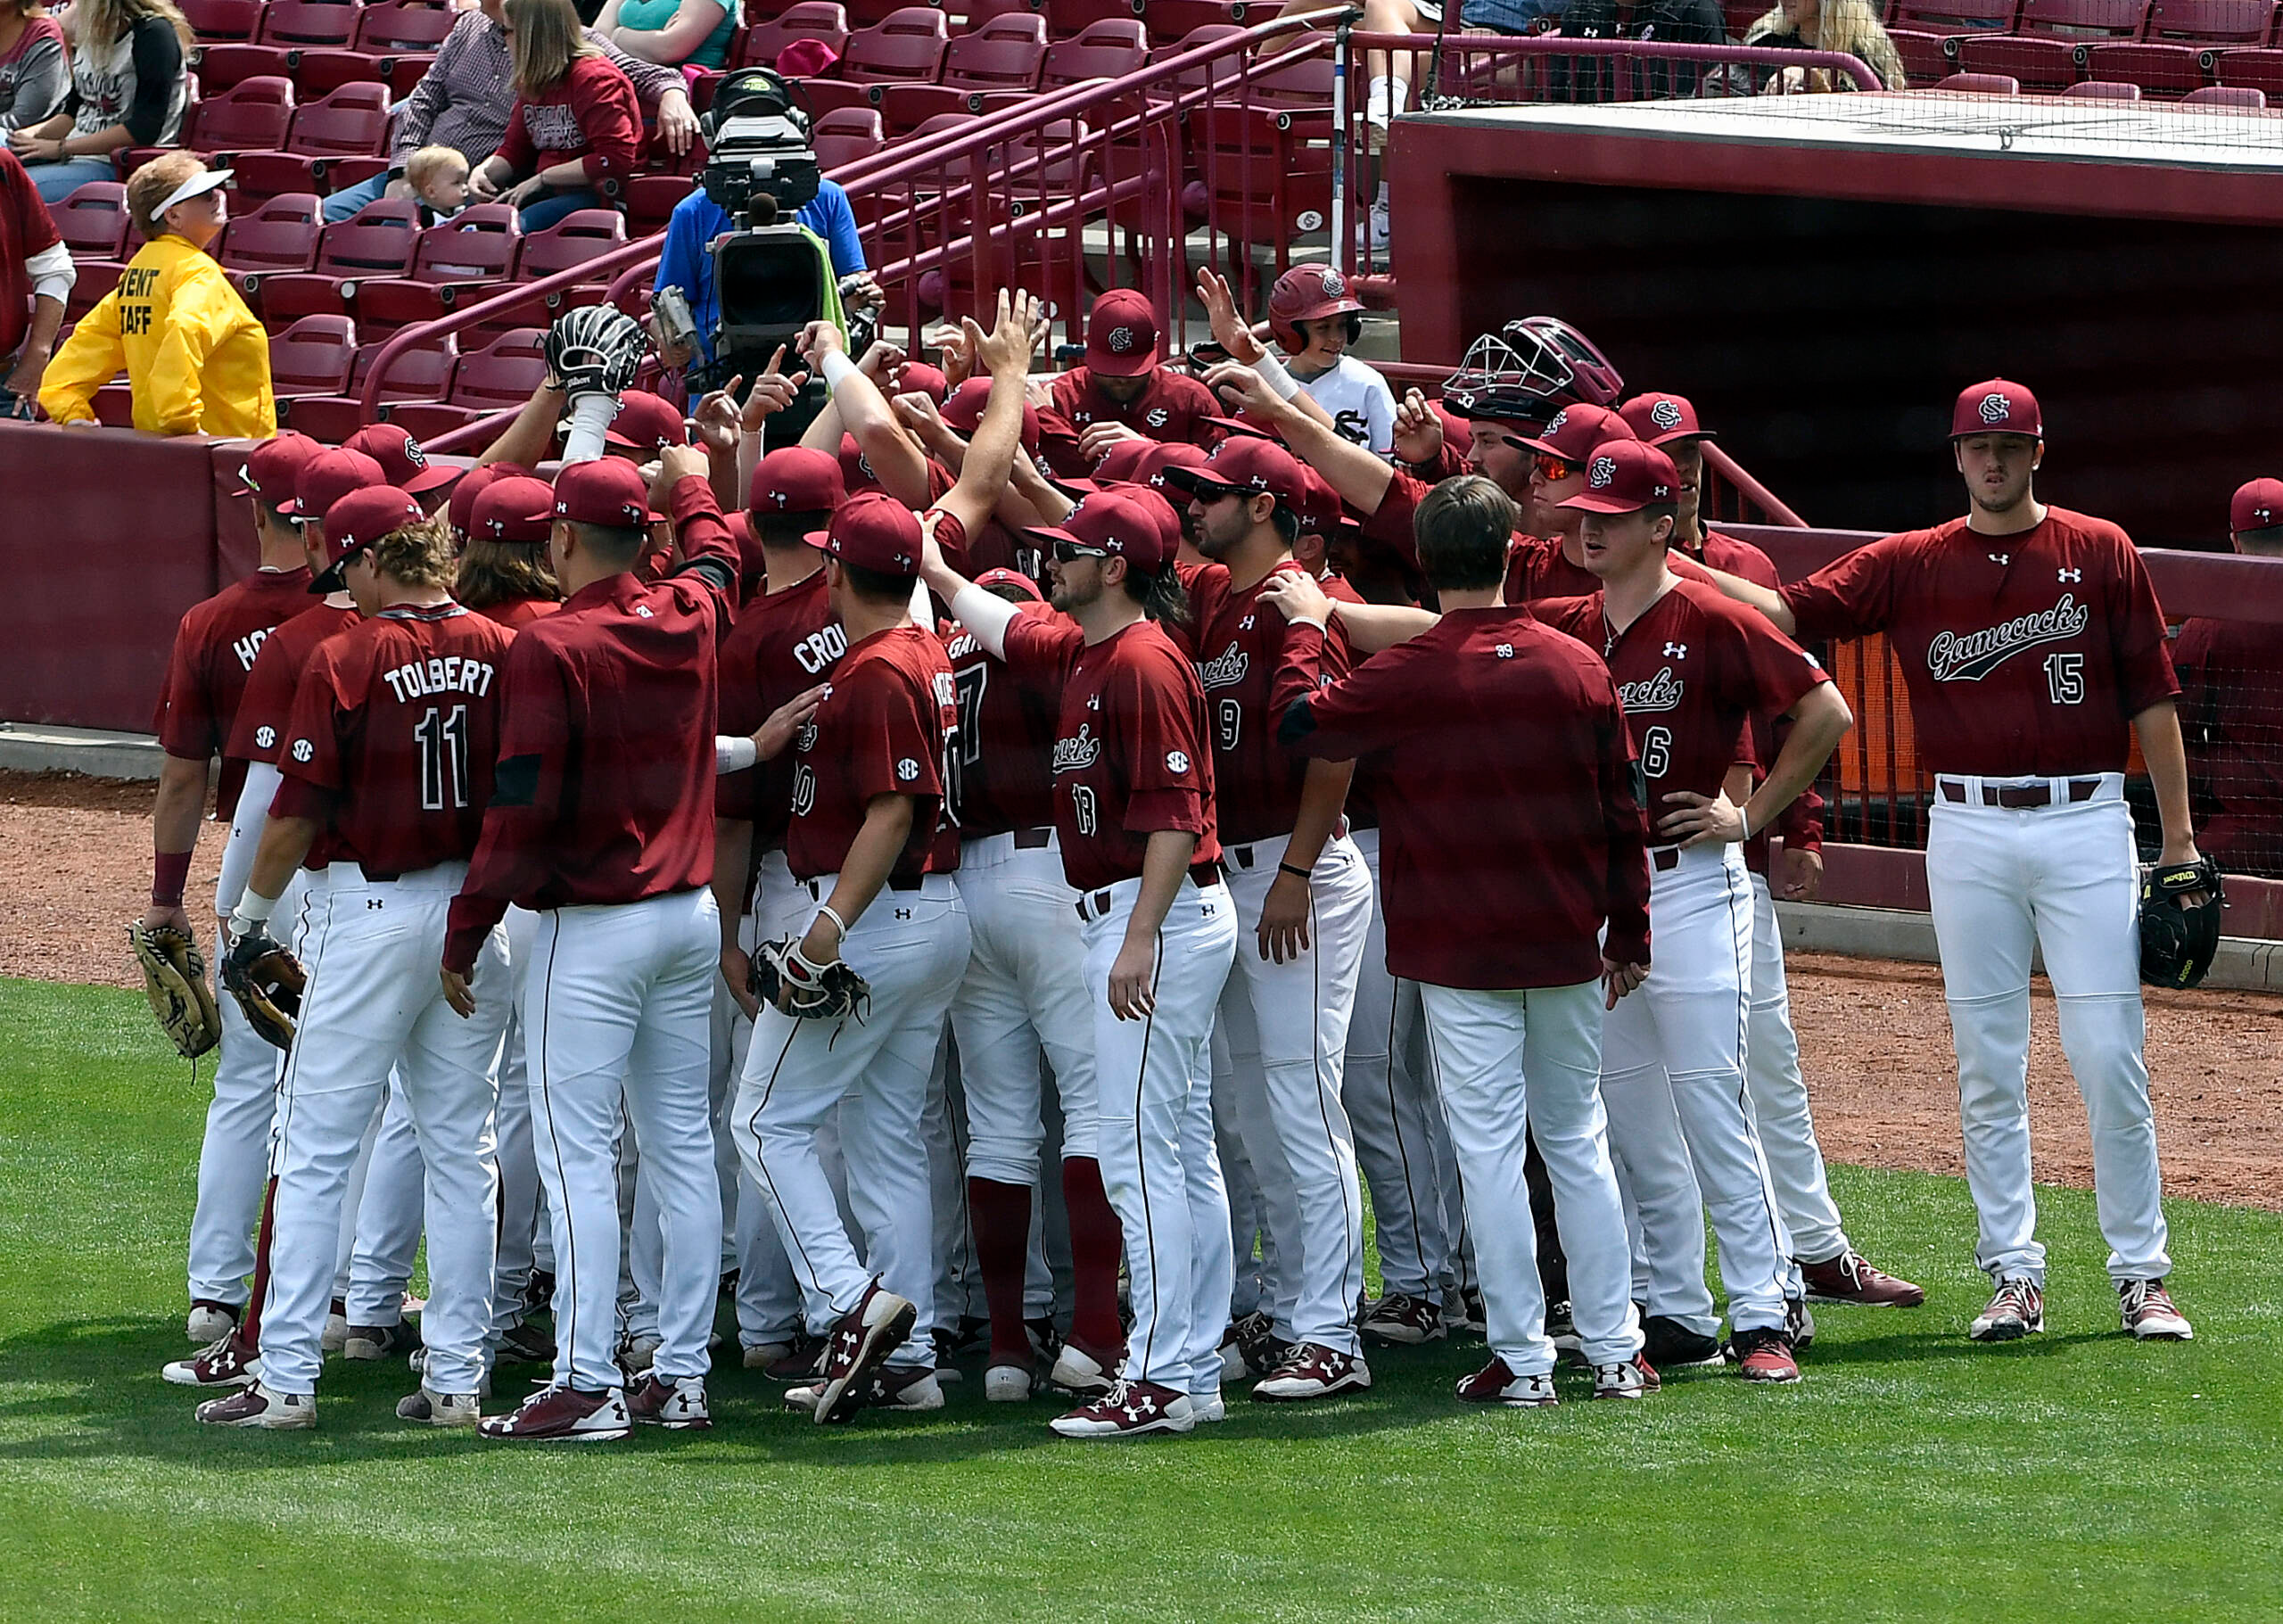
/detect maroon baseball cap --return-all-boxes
[2232,477,2283,533]
[604,390,691,455]
[974,566,1044,603]
[344,422,461,496]
[938,377,1041,453]
[1294,466,1348,540]
[279,447,387,522]
[775,36,837,76]
[1951,378,2042,440]
[240,432,323,505]
[1108,481,1183,562]
[552,458,663,528]
[1199,414,1275,448]
[1138,441,1209,496]
[1518,403,1637,464]
[448,460,528,535]
[1558,440,1681,515]
[1619,392,1715,447]
[1027,489,1170,573]
[1160,434,1310,512]
[896,360,949,402]
[837,432,879,494]
[312,485,424,591]
[470,474,556,544]
[1085,287,1159,378]
[749,446,847,524]
[810,490,922,575]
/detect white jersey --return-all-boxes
[1291,352,1398,454]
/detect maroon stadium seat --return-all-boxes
[514,209,628,312]
[2061,71,2147,87]
[216,192,326,281]
[840,6,951,82]
[813,103,886,168]
[268,313,359,396]
[2212,39,2283,86]
[2181,77,2268,96]
[1039,18,1149,91]
[1934,68,2025,86]
[734,1,851,67]
[181,0,263,43]
[622,173,700,237]
[350,204,525,337]
[1888,0,2024,81]
[955,0,1039,30]
[66,260,127,324]
[446,327,552,413]
[243,197,421,329]
[1043,0,1142,38]
[1957,0,2150,88]
[256,0,364,51]
[289,49,393,99]
[190,42,292,95]
[183,73,296,154]
[51,183,130,261]
[284,334,463,441]
[845,0,942,25]
[357,1,461,52]
[229,83,392,202]
[2082,0,2273,93]
[1137,0,1246,42]
[878,16,1044,129]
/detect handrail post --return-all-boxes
[1331,16,1350,276]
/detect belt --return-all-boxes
[1014,826,1053,849]
[1074,860,1224,924]
[1939,778,2099,809]
[1225,820,1348,870]
[1652,847,1680,872]
[804,874,924,899]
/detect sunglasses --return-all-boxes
[1052,540,1110,563]
[1533,452,1578,482]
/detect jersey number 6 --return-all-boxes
[1640,724,1672,780]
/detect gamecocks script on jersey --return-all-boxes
[1197,644,1249,691]
[1926,594,2091,683]
[1616,667,1685,713]
[1052,723,1104,773]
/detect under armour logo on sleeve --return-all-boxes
[2058,568,2081,582]
[1662,642,1687,659]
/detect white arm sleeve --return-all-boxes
[214,759,282,919]
[717,735,758,774]
[737,427,762,509]
[25,241,75,305]
[561,393,619,465]
[948,582,1018,659]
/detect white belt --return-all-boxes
[325,860,469,889]
[798,871,960,903]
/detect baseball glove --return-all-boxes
[751,937,870,1024]
[2139,856,2226,990]
[128,921,222,1059]
[221,923,306,1051]
[545,305,649,405]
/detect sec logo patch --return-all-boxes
[255,725,276,749]
[1166,750,1190,774]
[291,738,314,763]
[897,758,919,781]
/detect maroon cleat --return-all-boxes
[1729,1327,1801,1383]
[1592,1355,1660,1399]
[163,1330,261,1389]
[477,1384,631,1442]
[812,1282,918,1426]
[1455,1356,1557,1407]
[626,1374,711,1430]
[1252,1341,1372,1403]
[1050,1379,1196,1439]
[1801,1250,1926,1309]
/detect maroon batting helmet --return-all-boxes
[1268,263,1365,354]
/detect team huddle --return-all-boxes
[135,271,2213,1441]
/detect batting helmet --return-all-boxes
[1268,263,1365,354]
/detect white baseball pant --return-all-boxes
[521,887,722,1392]
[489,968,542,1348]
[340,1082,424,1328]
[737,874,970,1369]
[1601,842,1797,1336]
[1216,833,1372,1354]
[1212,1033,1277,1322]
[924,1036,981,1334]
[729,850,824,1348]
[1420,978,1641,1372]
[260,863,507,1398]
[1744,871,1850,1265]
[1080,872,1238,1393]
[1926,774,2171,1285]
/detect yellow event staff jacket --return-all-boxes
[39,235,275,439]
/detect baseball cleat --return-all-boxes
[397,1388,483,1427]
[1454,1357,1556,1407]
[523,1270,556,1316]
[477,1384,631,1442]
[1801,1250,1926,1309]
[1025,1315,1061,1363]
[497,1319,556,1365]
[197,1380,315,1430]
[1544,1298,1584,1357]
[984,1362,1034,1403]
[1190,1387,1228,1424]
[1786,1297,1817,1352]
[1592,1355,1661,1400]
[321,1300,349,1354]
[1455,1289,1488,1337]
[742,1338,795,1372]
[343,1322,412,1362]
[1969,1277,2045,1342]
[1360,1292,1447,1347]
[786,1364,943,1415]
[618,1333,662,1375]
[627,1374,712,1430]
[1728,1327,1801,1383]
[1050,1379,1195,1439]
[1050,1337,1122,1397]
[764,1332,827,1382]
[1223,1312,1291,1381]
[1252,1342,1372,1403]
[2119,1278,2194,1341]
[185,1300,239,1345]
[930,1328,966,1383]
[1641,1315,1724,1369]
[164,1331,261,1389]
[812,1282,918,1425]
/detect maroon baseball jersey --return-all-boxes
[444,475,740,973]
[1684,527,1825,868]
[153,565,313,819]
[269,605,515,877]
[2172,614,2283,870]
[1504,535,1601,605]
[1290,604,1652,987]
[1175,560,1349,849]
[226,600,362,766]
[1001,614,1220,894]
[942,606,1060,839]
[714,567,843,847]
[1781,508,2178,778]
[784,624,957,884]
[1537,579,1826,815]
[476,596,559,630]
[1038,367,1221,479]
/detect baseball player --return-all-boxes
[445,453,746,1442]
[1265,263,1397,454]
[1037,287,1220,479]
[2172,478,2283,875]
[343,422,464,517]
[1273,474,1659,1405]
[1628,390,1925,1315]
[148,430,322,1348]
[1704,380,2204,1345]
[919,483,1240,1438]
[1159,435,1376,1405]
[196,489,516,1430]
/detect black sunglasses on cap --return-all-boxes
[1052,540,1110,563]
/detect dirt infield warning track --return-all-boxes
[6,771,2278,1210]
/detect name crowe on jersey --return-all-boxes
[1925,593,2091,683]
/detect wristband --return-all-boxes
[820,350,859,393]
[1738,804,1753,842]
[227,889,277,940]
[1252,350,1303,402]
[1278,861,1312,881]
[716,735,758,774]
[152,848,193,908]
[813,903,851,940]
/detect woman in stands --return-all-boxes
[39,153,275,438]
[594,0,737,74]
[8,0,192,205]
[0,1,68,134]
[1745,0,1908,89]
[467,0,645,229]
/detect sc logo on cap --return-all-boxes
[1106,326,1136,353]
[1545,408,1570,437]
[1587,455,1617,489]
[1980,392,2011,425]
[1650,400,1683,431]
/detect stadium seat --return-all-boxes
[1886,0,2023,77]
[357,0,461,53]
[65,259,126,325]
[878,15,1045,130]
[515,209,629,311]
[1147,22,1251,99]
[228,83,392,202]
[283,334,461,441]
[444,327,552,413]
[215,192,326,281]
[814,103,887,165]
[51,183,130,261]
[845,0,942,25]
[288,48,394,99]
[796,77,887,117]
[1043,0,1142,38]
[734,1,851,68]
[1957,0,2150,88]
[2062,71,2147,87]
[1934,68,2025,86]
[2213,40,2283,87]
[840,6,951,82]
[2081,0,2273,93]
[92,382,136,427]
[1038,17,1149,91]
[181,0,262,43]
[242,197,421,329]
[954,0,1039,30]
[175,73,297,161]
[350,204,525,338]
[2181,78,2268,96]
[1183,103,1331,286]
[256,0,365,53]
[622,172,700,237]
[268,313,359,396]
[1144,1,1250,43]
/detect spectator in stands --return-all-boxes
[1745,0,1908,90]
[0,144,70,416]
[406,146,473,219]
[2172,479,2283,878]
[39,154,275,438]
[1034,287,1219,480]
[10,0,192,206]
[0,1,69,134]
[318,0,698,226]
[469,0,646,229]
[593,0,736,72]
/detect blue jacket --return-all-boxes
[654,178,864,364]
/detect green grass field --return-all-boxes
[3,975,2279,1623]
